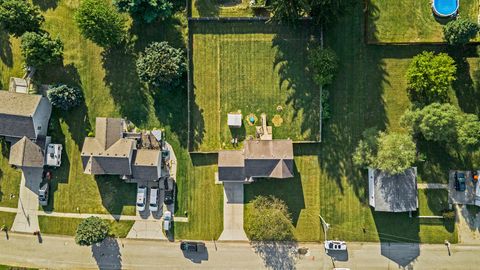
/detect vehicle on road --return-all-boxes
[324,240,347,251]
[180,241,206,253]
[164,177,175,205]
[163,211,172,231]
[136,186,147,212]
[46,144,62,167]
[149,187,159,212]
[455,172,466,192]
[38,183,49,206]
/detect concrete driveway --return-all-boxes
[448,171,476,205]
[11,168,43,233]
[219,182,248,241]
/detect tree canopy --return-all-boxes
[113,0,173,23]
[0,0,44,37]
[406,51,456,104]
[75,216,109,246]
[245,196,295,241]
[307,0,355,26]
[402,103,480,149]
[374,132,416,175]
[269,0,307,24]
[136,41,186,87]
[74,0,126,48]
[308,46,338,86]
[443,18,479,46]
[47,85,83,111]
[20,32,63,68]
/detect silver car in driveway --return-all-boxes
[136,186,147,212]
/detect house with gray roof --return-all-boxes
[0,91,52,142]
[81,117,163,182]
[218,139,294,182]
[368,167,418,213]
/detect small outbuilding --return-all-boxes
[227,113,242,128]
[368,167,418,213]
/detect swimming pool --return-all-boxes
[433,0,459,17]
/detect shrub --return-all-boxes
[442,210,455,220]
[406,51,456,104]
[0,0,44,37]
[136,41,186,87]
[443,18,479,46]
[47,85,83,111]
[245,196,295,241]
[20,32,63,68]
[74,0,126,48]
[75,216,109,246]
[113,0,173,23]
[308,46,338,87]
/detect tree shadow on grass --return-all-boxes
[272,22,320,142]
[451,49,480,115]
[151,77,190,148]
[102,46,150,127]
[373,211,420,243]
[251,241,298,270]
[130,16,186,53]
[244,164,304,226]
[194,0,220,17]
[91,237,122,270]
[95,175,136,216]
[189,85,206,151]
[0,31,13,67]
[32,0,59,11]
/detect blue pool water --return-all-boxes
[433,0,459,17]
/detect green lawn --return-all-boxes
[418,189,449,216]
[191,21,320,152]
[174,154,224,240]
[192,0,254,17]
[38,216,134,238]
[0,140,21,208]
[368,0,480,43]
[0,211,15,229]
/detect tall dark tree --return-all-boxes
[136,41,186,87]
[0,0,44,37]
[269,0,307,24]
[113,0,173,23]
[20,32,63,68]
[307,0,355,26]
[74,0,126,48]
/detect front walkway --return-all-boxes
[11,168,43,233]
[417,183,448,189]
[218,182,248,241]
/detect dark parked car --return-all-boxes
[180,241,205,253]
[164,177,175,205]
[455,172,466,191]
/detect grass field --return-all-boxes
[38,216,134,238]
[0,211,15,229]
[192,0,254,17]
[368,0,480,43]
[191,21,320,152]
[0,140,21,208]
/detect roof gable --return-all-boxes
[9,136,44,167]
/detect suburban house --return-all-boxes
[368,167,418,213]
[0,90,53,169]
[217,139,294,182]
[0,91,52,142]
[81,117,165,182]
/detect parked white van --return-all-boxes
[149,187,159,212]
[136,186,147,212]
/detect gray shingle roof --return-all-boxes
[217,140,294,181]
[131,149,161,180]
[9,136,44,168]
[371,168,418,212]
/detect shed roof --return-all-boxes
[227,113,242,127]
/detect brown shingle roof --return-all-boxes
[131,149,161,180]
[9,136,44,168]
[0,91,41,116]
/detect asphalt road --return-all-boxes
[0,233,479,269]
